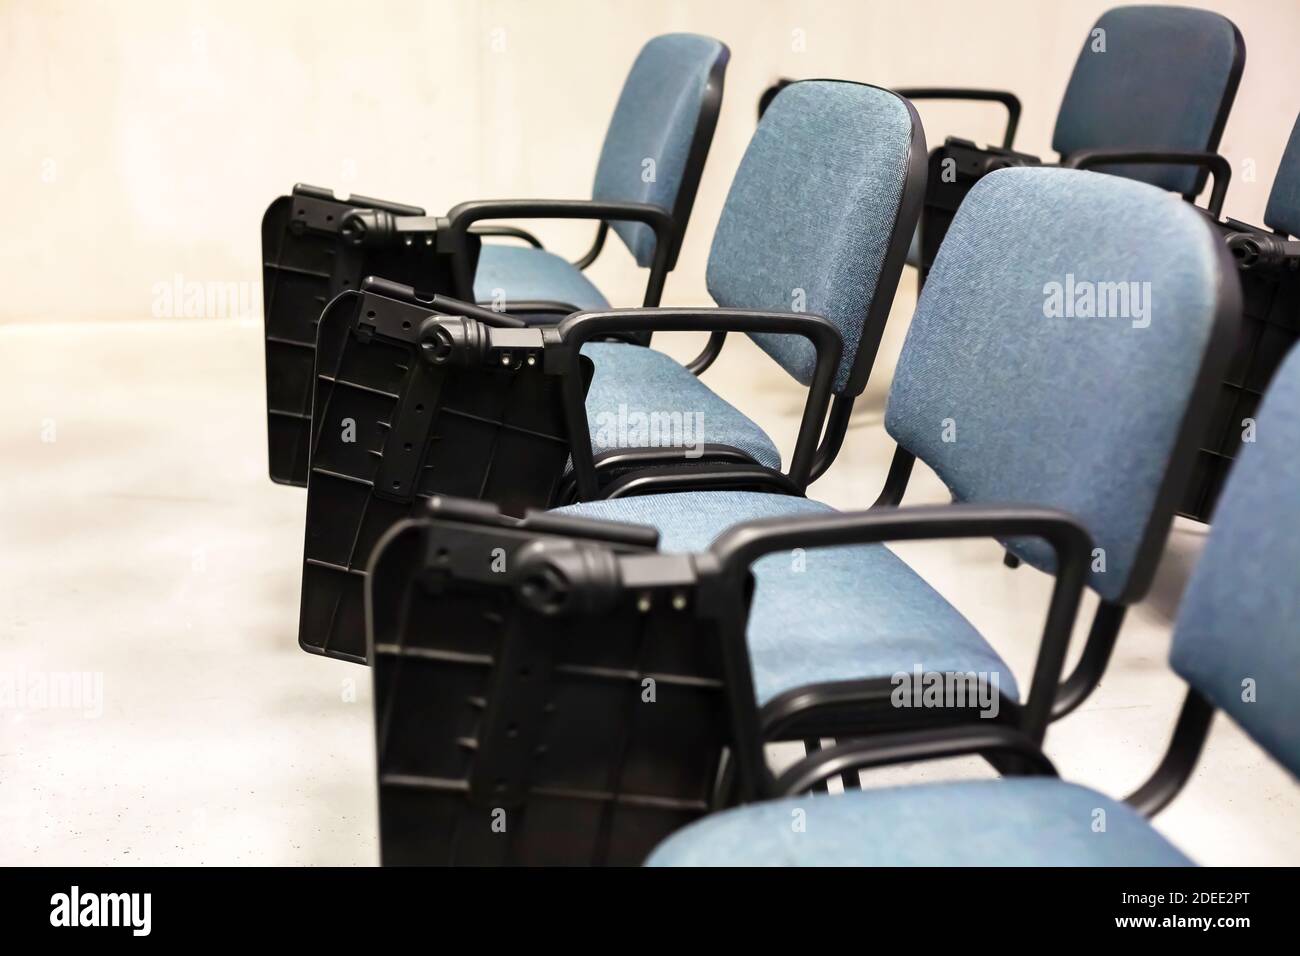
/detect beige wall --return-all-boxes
[2,0,1297,322]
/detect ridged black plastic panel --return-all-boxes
[261,187,451,486]
[1180,235,1300,521]
[299,292,589,662]
[369,512,731,866]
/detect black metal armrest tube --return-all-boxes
[774,724,1056,796]
[444,199,677,306]
[894,87,1022,149]
[708,503,1094,743]
[1063,149,1231,217]
[469,224,545,248]
[555,307,843,498]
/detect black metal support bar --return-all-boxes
[803,738,830,793]
[809,395,857,484]
[1125,690,1216,818]
[572,221,609,269]
[684,331,728,376]
[776,724,1055,796]
[895,87,1022,150]
[871,447,917,508]
[470,224,544,248]
[1051,601,1126,720]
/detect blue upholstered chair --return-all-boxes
[451,34,729,316]
[554,165,1238,744]
[765,6,1243,182]
[646,344,1300,866]
[550,78,925,499]
[1051,5,1243,196]
[893,5,1245,268]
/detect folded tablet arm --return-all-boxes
[264,187,704,483]
[367,497,757,865]
[262,185,467,485]
[297,288,844,663]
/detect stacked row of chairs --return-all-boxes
[762,5,1299,522]
[259,6,1300,864]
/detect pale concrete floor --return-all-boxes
[2,274,1297,865]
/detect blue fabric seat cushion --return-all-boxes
[579,343,781,471]
[553,491,1017,705]
[473,244,610,311]
[645,777,1193,866]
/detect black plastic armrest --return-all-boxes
[443,199,677,306]
[894,87,1021,149]
[709,503,1093,743]
[446,198,674,237]
[775,724,1056,796]
[1063,149,1231,217]
[469,224,544,248]
[555,307,843,497]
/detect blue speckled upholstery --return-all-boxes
[706,81,916,393]
[885,167,1225,601]
[1171,347,1300,777]
[579,344,780,470]
[593,34,727,266]
[646,778,1192,866]
[473,245,609,311]
[1053,6,1241,196]
[555,492,1017,705]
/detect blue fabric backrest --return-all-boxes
[706,81,917,393]
[885,167,1228,602]
[1264,116,1300,238]
[591,34,726,268]
[1171,347,1300,778]
[1052,6,1242,197]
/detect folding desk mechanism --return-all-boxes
[262,184,470,486]
[368,497,752,866]
[299,280,590,662]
